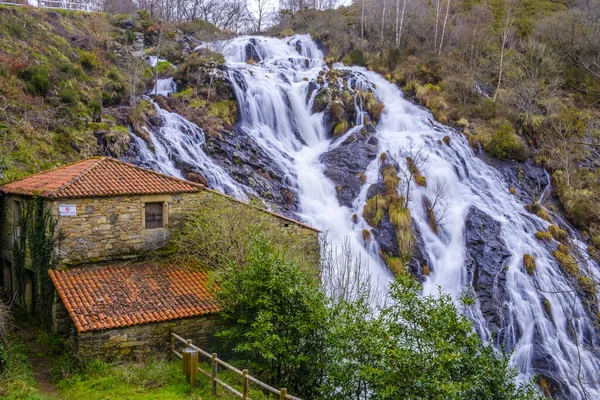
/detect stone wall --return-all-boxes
[77,315,218,361]
[50,189,320,267]
[51,193,189,264]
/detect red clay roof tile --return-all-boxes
[48,263,219,333]
[0,157,203,199]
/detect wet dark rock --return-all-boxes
[485,157,549,205]
[203,127,298,214]
[373,214,398,257]
[245,38,261,62]
[531,327,572,399]
[117,19,136,30]
[408,223,428,283]
[321,131,378,207]
[464,206,511,337]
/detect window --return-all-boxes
[145,202,164,229]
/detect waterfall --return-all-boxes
[138,35,600,398]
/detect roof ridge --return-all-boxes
[52,157,107,198]
[0,157,103,193]
[102,157,205,190]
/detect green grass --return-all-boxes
[57,358,273,400]
[0,334,48,400]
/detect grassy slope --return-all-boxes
[0,6,231,186]
[0,6,132,183]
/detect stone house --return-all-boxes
[0,157,320,359]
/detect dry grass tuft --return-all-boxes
[548,225,568,243]
[523,254,536,275]
[535,231,553,241]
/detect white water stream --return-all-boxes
[138,35,600,398]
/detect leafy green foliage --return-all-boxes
[322,274,539,399]
[216,238,327,398]
[216,238,539,399]
[486,123,530,161]
[13,198,57,328]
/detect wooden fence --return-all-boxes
[170,330,302,400]
[0,0,102,12]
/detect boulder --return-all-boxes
[464,206,511,336]
[321,129,378,207]
[245,38,261,62]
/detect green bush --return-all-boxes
[21,66,51,97]
[78,50,100,71]
[348,49,366,66]
[124,29,135,45]
[58,88,77,104]
[216,238,328,398]
[156,60,174,75]
[486,123,530,161]
[87,99,102,115]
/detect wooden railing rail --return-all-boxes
[169,329,302,400]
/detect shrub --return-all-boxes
[216,238,327,398]
[382,164,399,195]
[523,254,536,275]
[359,229,370,241]
[58,88,77,104]
[486,123,529,161]
[406,157,427,187]
[169,194,315,273]
[21,66,50,96]
[88,99,102,115]
[78,50,100,71]
[156,60,173,75]
[347,49,366,66]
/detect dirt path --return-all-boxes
[15,327,60,399]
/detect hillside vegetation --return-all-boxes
[0,6,227,184]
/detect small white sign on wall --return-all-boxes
[59,204,77,217]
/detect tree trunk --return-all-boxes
[438,0,451,55]
[493,13,513,103]
[398,0,408,49]
[381,0,386,47]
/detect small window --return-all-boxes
[145,202,164,229]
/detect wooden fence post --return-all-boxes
[182,347,198,388]
[211,353,218,396]
[169,328,174,355]
[242,369,248,399]
[280,388,287,400]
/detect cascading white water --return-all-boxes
[141,34,600,398]
[130,79,248,199]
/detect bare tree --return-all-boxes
[437,0,451,55]
[493,11,514,103]
[250,0,274,32]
